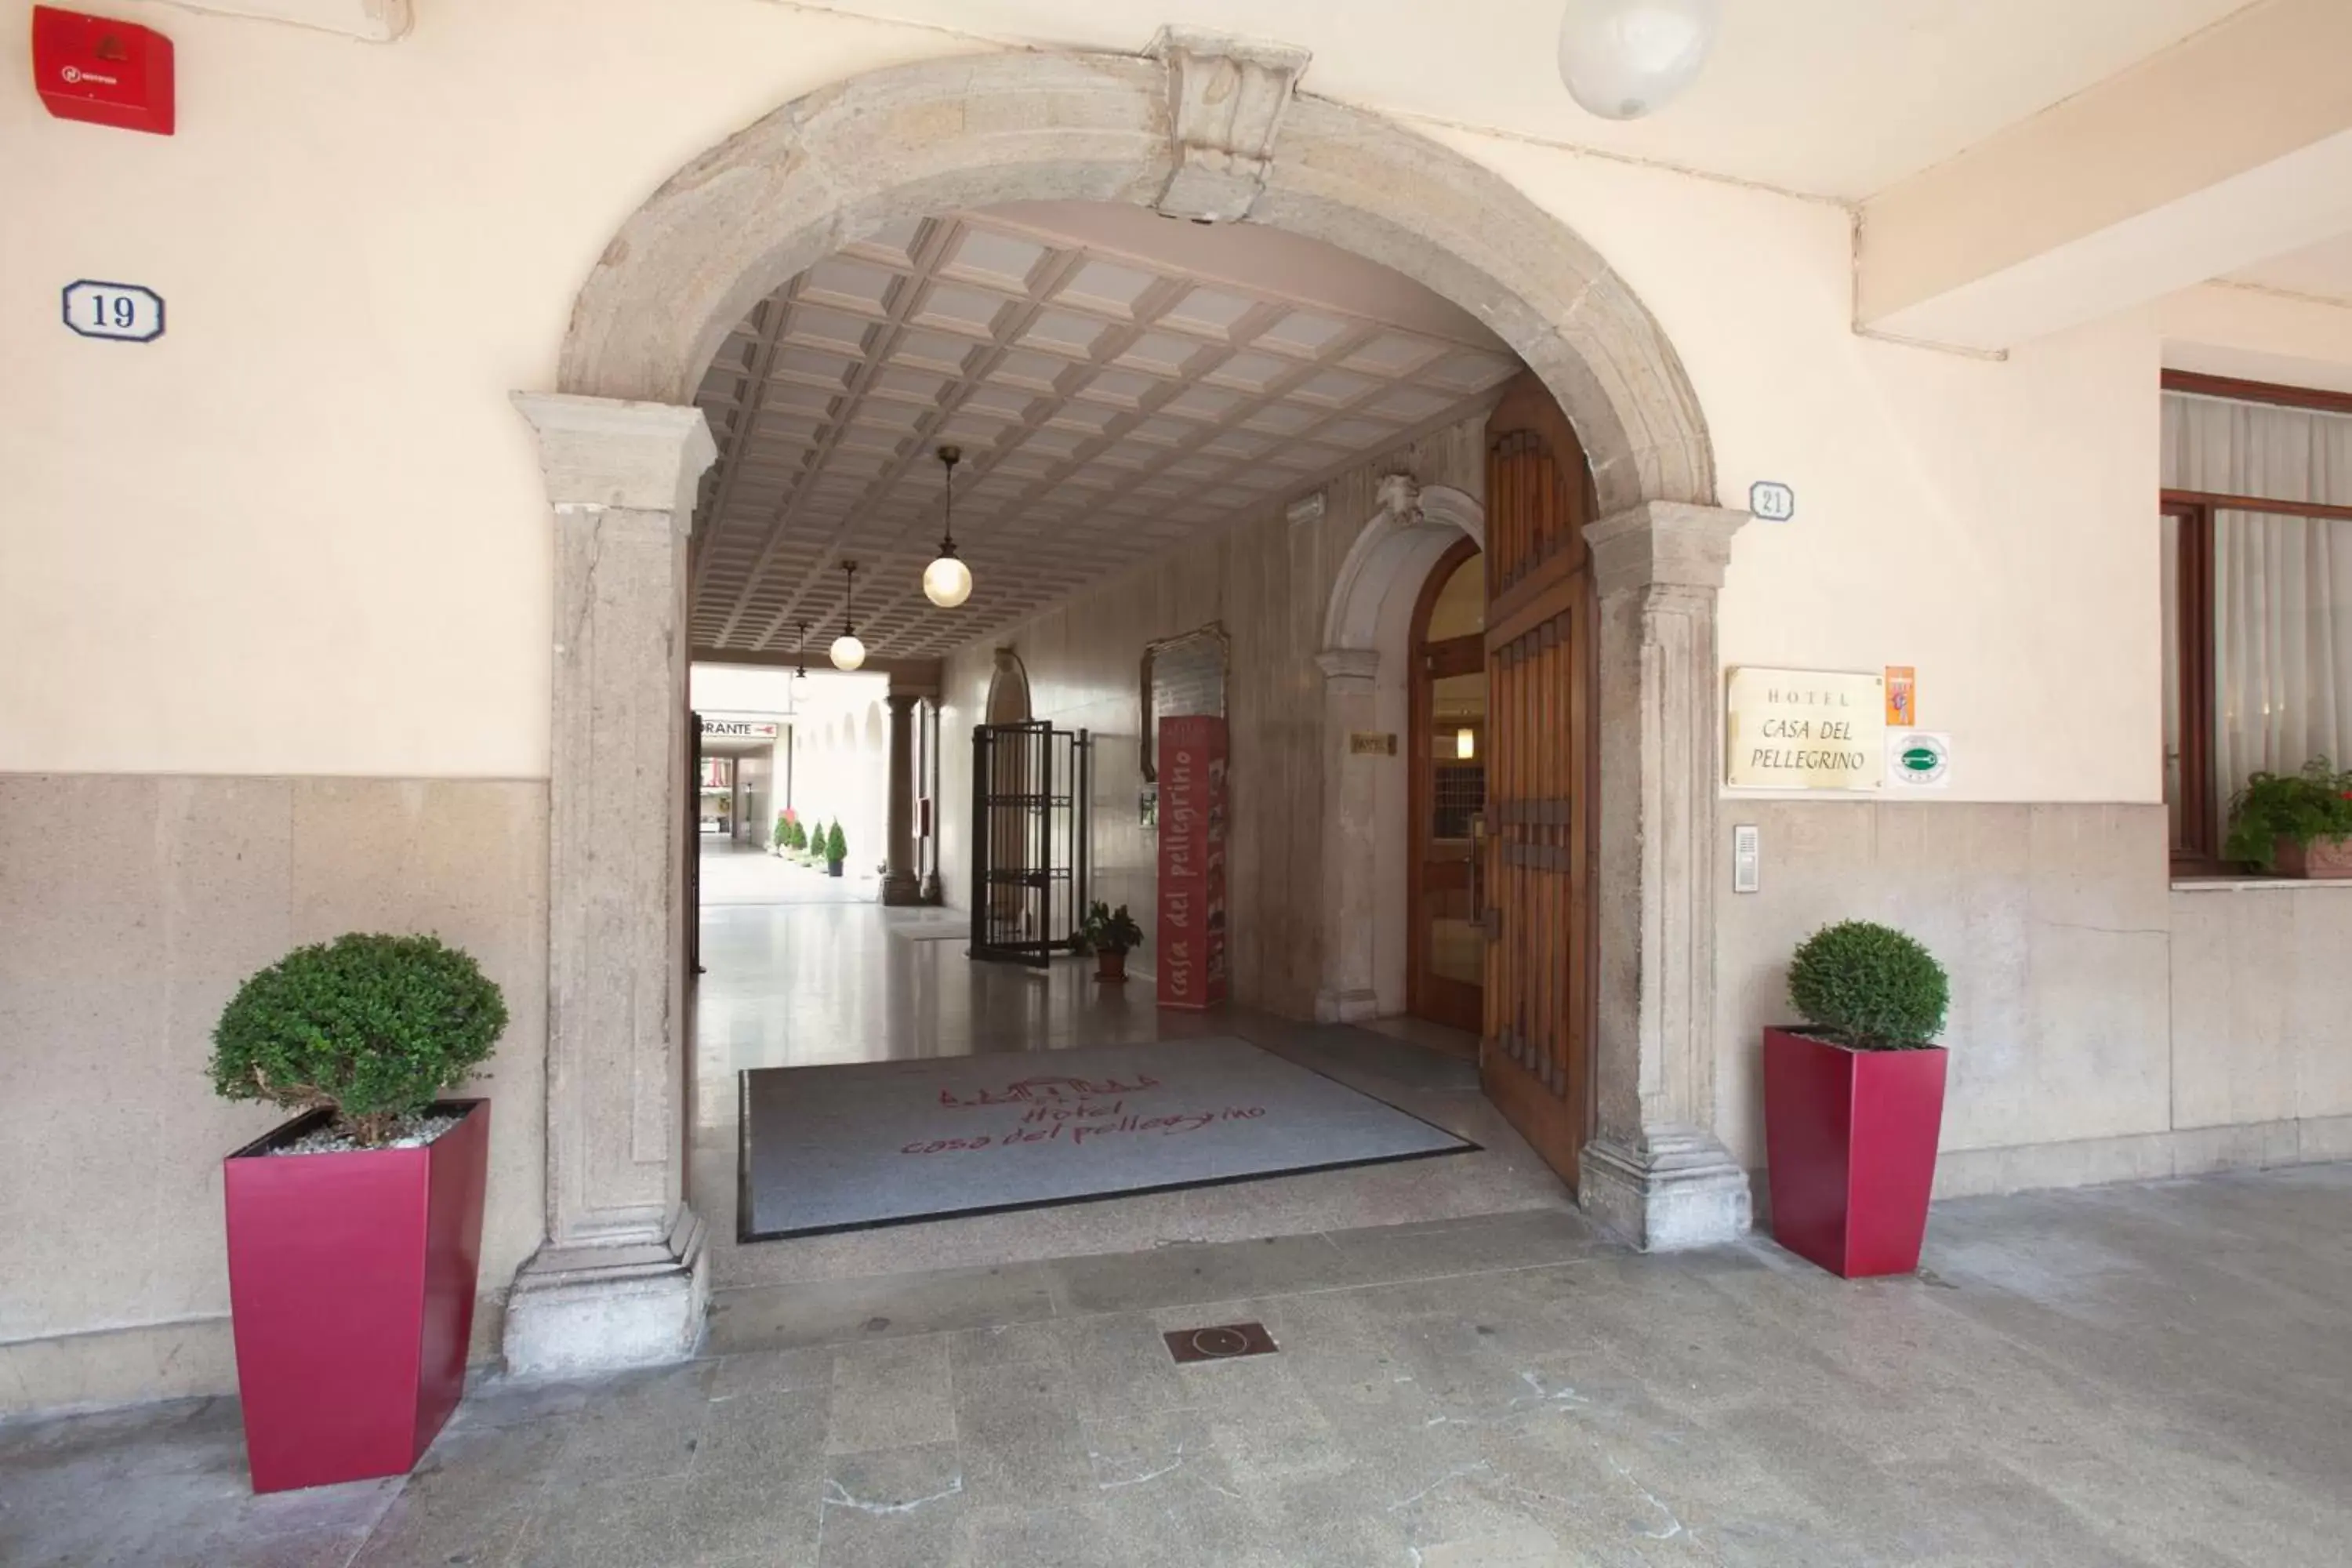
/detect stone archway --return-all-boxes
[508,35,1747,1375]
[1316,477,1483,1026]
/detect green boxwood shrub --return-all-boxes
[1786,920,1947,1051]
[209,933,509,1145]
[826,822,848,863]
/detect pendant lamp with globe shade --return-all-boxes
[1555,0,1721,122]
[829,561,866,671]
[923,445,972,609]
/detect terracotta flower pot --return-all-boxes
[1762,1029,1946,1279]
[223,1099,489,1493]
[2274,836,2352,879]
[1095,949,1128,982]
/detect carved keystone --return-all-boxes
[1148,27,1312,222]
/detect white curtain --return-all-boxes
[2215,509,2352,799]
[2165,392,2352,801]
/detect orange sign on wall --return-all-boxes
[1884,666,1918,728]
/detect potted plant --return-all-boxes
[825,822,848,877]
[209,932,508,1493]
[771,811,790,855]
[803,819,825,866]
[2223,757,2352,877]
[1762,920,1949,1279]
[1079,901,1145,982]
[786,818,808,860]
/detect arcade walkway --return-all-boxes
[5,1164,2348,1566]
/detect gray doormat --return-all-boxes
[739,1036,1477,1240]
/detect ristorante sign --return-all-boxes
[1724,667,1886,790]
[700,717,780,741]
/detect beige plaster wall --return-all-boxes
[0,0,2217,808]
[940,417,1486,1018]
[0,775,548,1415]
[1714,801,2352,1196]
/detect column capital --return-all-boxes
[1314,647,1381,685]
[1583,501,1748,597]
[513,392,716,519]
[884,690,923,714]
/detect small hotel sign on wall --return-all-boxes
[1725,668,1885,791]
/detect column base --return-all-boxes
[1313,987,1380,1024]
[502,1206,709,1379]
[880,872,922,906]
[918,872,941,904]
[1579,1126,1751,1251]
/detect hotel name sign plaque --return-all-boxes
[1725,667,1885,791]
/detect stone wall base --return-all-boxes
[1314,987,1381,1024]
[1,1294,507,1421]
[502,1209,709,1381]
[1581,1125,1754,1251]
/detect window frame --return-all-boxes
[2160,370,2352,875]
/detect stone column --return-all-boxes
[1577,501,1753,1251]
[917,699,944,904]
[505,392,717,1377]
[881,691,921,906]
[1313,648,1382,1022]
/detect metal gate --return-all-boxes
[969,721,1091,965]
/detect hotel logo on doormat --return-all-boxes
[902,1071,1265,1156]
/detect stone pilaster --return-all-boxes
[1313,647,1382,1023]
[1578,501,1753,1250]
[881,691,921,906]
[505,392,716,1377]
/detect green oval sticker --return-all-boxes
[1900,746,1939,772]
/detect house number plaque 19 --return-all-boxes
[63,279,165,343]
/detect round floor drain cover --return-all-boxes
[1163,1321,1278,1363]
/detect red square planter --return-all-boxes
[223,1099,489,1493]
[1762,1030,1946,1279]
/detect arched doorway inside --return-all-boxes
[1407,538,1486,1033]
[503,40,1752,1373]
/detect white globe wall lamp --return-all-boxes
[1556,0,1722,121]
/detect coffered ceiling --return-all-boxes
[687,202,1521,658]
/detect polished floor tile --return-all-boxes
[688,859,1576,1291]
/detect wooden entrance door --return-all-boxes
[1408,538,1486,1033]
[1480,374,1598,1192]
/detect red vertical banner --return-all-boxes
[1156,715,1228,1010]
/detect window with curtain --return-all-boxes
[2160,376,2352,869]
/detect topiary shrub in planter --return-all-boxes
[1762,920,1950,1279]
[2223,757,2352,877]
[826,822,848,877]
[210,933,507,1492]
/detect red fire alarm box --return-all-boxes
[33,7,175,136]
